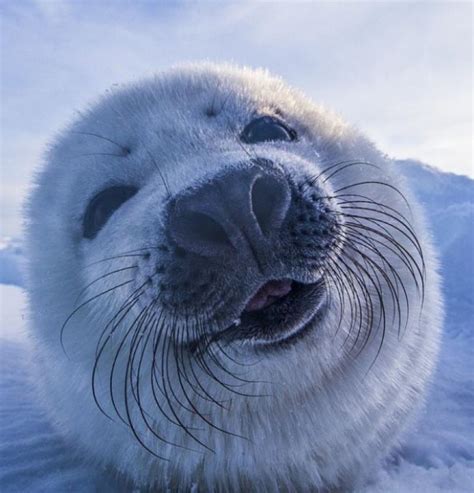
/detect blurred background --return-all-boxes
[1,0,472,237]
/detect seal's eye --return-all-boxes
[241,116,296,144]
[83,186,138,239]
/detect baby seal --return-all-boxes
[25,64,442,491]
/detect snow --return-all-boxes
[0,287,124,491]
[0,238,24,288]
[1,161,473,492]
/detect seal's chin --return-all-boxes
[223,278,325,347]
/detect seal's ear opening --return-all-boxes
[241,116,297,143]
[83,186,138,239]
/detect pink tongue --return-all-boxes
[244,280,293,312]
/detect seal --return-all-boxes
[24,63,442,491]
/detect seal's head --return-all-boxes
[25,64,442,491]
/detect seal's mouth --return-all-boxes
[221,278,325,347]
[243,279,293,312]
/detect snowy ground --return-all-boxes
[1,161,473,492]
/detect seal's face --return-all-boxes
[79,103,344,351]
[27,65,436,489]
[83,136,339,350]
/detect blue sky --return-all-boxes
[1,0,472,236]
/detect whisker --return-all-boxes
[71,130,130,155]
[333,181,412,212]
[60,279,134,355]
[75,265,138,305]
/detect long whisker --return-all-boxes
[60,279,134,355]
[71,130,130,155]
[333,181,412,212]
[75,265,138,304]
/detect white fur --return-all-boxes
[24,64,442,491]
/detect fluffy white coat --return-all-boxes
[24,64,442,491]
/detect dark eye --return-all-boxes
[241,116,296,144]
[83,186,138,239]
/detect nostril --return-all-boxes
[184,212,230,246]
[170,208,232,256]
[251,175,290,235]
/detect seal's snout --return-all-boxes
[159,159,339,329]
[167,162,290,257]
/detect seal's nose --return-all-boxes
[167,163,291,257]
